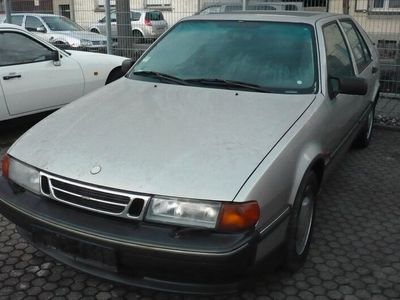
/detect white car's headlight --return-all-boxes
[146,196,260,232]
[2,155,40,195]
[80,39,93,47]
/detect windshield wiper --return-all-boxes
[133,71,189,86]
[185,78,271,93]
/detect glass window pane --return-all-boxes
[11,15,24,26]
[389,0,400,8]
[340,20,371,72]
[323,22,354,77]
[132,21,317,93]
[25,16,44,32]
[0,32,52,66]
[373,0,384,7]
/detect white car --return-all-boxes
[0,23,127,122]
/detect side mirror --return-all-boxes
[50,50,60,62]
[36,26,47,33]
[328,76,368,99]
[121,59,135,74]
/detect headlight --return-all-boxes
[79,39,93,47]
[146,196,260,232]
[146,197,221,228]
[2,155,40,195]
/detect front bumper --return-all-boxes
[0,177,260,294]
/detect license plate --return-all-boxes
[32,227,117,272]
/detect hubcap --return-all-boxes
[296,195,314,255]
[366,109,374,140]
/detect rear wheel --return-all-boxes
[133,30,144,44]
[283,171,318,272]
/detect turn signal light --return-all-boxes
[1,154,10,179]
[217,201,260,232]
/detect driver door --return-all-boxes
[0,30,84,116]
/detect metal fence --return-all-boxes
[1,0,400,101]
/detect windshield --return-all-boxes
[130,20,317,94]
[42,16,83,31]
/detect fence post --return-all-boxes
[116,0,135,58]
[242,0,246,10]
[4,0,11,24]
[105,0,113,55]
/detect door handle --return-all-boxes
[372,66,378,74]
[3,74,22,80]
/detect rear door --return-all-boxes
[0,30,84,116]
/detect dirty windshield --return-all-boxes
[130,20,317,94]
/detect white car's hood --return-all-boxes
[9,78,315,201]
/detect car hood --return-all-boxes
[49,31,107,41]
[9,79,315,201]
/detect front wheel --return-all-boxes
[283,171,318,272]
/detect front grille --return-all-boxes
[40,173,150,220]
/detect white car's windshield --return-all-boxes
[42,16,83,31]
[130,20,317,94]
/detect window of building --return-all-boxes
[370,0,400,12]
[145,0,172,9]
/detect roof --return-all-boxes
[8,13,60,17]
[187,11,340,24]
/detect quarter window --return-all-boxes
[0,32,53,66]
[340,20,372,72]
[323,22,354,77]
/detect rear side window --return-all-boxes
[145,11,164,21]
[323,22,354,77]
[340,20,372,72]
[131,12,141,21]
[11,15,24,26]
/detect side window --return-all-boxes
[0,32,53,66]
[340,20,372,72]
[131,12,141,21]
[11,15,24,26]
[25,16,44,32]
[323,22,354,77]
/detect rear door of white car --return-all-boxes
[0,29,84,117]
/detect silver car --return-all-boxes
[89,10,168,43]
[2,13,108,51]
[0,12,380,294]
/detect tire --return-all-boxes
[90,28,100,34]
[283,171,318,272]
[353,104,375,149]
[133,30,144,44]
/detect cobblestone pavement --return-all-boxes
[0,126,399,300]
